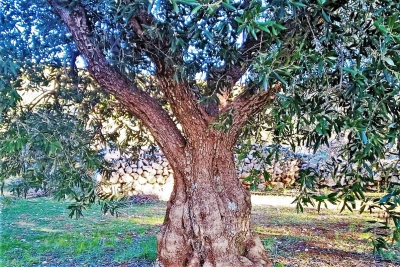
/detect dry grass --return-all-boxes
[251,195,400,267]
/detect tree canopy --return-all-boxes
[1,0,400,263]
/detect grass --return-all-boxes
[252,201,400,267]
[1,195,399,267]
[0,197,163,267]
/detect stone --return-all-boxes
[110,175,119,184]
[120,161,126,169]
[167,174,174,183]
[240,172,250,179]
[142,184,155,195]
[162,161,169,167]
[101,185,112,194]
[104,153,113,162]
[138,176,147,185]
[153,184,162,193]
[390,176,400,183]
[143,171,151,178]
[373,175,382,181]
[142,165,152,171]
[130,163,137,169]
[125,166,133,174]
[152,162,163,170]
[157,175,166,184]
[283,178,292,184]
[137,160,143,168]
[271,182,284,189]
[137,168,143,175]
[149,168,157,175]
[132,180,140,188]
[114,161,121,169]
[147,175,157,184]
[160,183,174,201]
[257,183,266,191]
[122,174,134,183]
[113,150,121,158]
[135,184,143,192]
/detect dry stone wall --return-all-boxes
[235,147,300,190]
[97,146,303,200]
[96,148,173,201]
[96,145,400,200]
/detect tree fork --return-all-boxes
[48,1,277,266]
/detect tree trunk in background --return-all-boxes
[157,133,272,267]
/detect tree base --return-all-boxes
[155,234,272,267]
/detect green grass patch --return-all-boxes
[0,197,164,266]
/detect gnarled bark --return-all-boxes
[47,2,277,266]
[157,131,272,267]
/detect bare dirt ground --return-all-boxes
[251,194,399,267]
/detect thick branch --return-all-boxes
[224,82,281,146]
[47,0,186,162]
[129,10,170,74]
[231,33,266,83]
[205,33,268,118]
[126,9,211,135]
[157,74,212,138]
[210,32,266,89]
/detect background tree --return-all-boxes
[0,0,399,266]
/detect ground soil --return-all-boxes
[250,194,399,267]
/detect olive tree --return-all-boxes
[1,0,399,266]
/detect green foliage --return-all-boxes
[1,0,400,256]
[259,0,400,253]
[361,186,400,255]
[0,0,156,217]
[0,109,100,208]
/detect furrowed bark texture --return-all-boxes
[47,0,185,164]
[158,131,273,267]
[48,1,276,266]
[154,76,276,267]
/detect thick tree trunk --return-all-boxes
[157,134,272,267]
[46,4,277,266]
